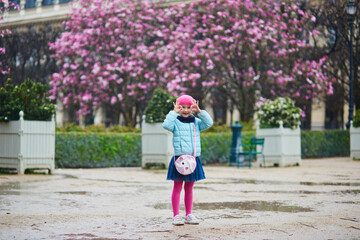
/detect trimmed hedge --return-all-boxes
[301,130,349,158]
[55,130,350,168]
[200,132,255,164]
[200,132,231,164]
[55,133,141,168]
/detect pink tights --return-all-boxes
[171,181,194,217]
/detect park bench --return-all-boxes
[237,137,265,168]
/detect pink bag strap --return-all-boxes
[174,121,197,159]
[192,122,196,156]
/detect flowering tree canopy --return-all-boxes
[50,0,334,125]
[50,0,175,126]
[161,0,334,121]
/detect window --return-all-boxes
[25,0,36,9]
[42,0,55,6]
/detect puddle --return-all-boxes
[56,233,99,239]
[207,179,300,185]
[0,182,22,195]
[196,189,326,195]
[194,186,214,190]
[217,214,249,219]
[80,178,140,184]
[56,191,89,195]
[250,190,323,195]
[0,174,77,194]
[0,174,79,195]
[336,201,360,205]
[195,201,313,212]
[218,214,243,219]
[211,178,360,187]
[227,178,298,185]
[300,181,360,186]
[256,190,360,195]
[139,185,169,191]
[334,190,360,195]
[59,173,79,179]
[153,201,313,213]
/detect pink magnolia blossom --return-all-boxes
[50,0,334,125]
[50,0,175,126]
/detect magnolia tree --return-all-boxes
[51,0,334,125]
[161,0,334,121]
[50,0,175,126]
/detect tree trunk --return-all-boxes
[124,111,136,128]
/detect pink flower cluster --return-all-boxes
[49,0,334,121]
[50,0,175,116]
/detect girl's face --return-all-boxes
[179,105,192,117]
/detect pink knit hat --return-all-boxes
[177,95,195,106]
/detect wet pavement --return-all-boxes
[0,157,359,240]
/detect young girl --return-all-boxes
[162,95,213,225]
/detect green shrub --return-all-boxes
[56,123,140,133]
[106,125,141,133]
[200,132,231,164]
[203,123,231,133]
[54,131,252,168]
[54,130,349,168]
[56,123,85,132]
[55,133,141,168]
[144,88,176,123]
[0,79,55,121]
[203,121,255,133]
[201,131,255,164]
[301,130,349,158]
[257,97,302,129]
[353,110,360,128]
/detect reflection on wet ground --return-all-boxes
[153,201,313,213]
[196,187,360,196]
[208,178,360,186]
[300,181,360,186]
[195,201,313,212]
[335,189,360,194]
[336,201,360,205]
[56,191,89,195]
[1,174,360,198]
[0,182,22,195]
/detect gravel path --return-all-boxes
[0,157,359,240]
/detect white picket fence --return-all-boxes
[350,121,360,160]
[256,121,301,167]
[0,111,55,174]
[141,116,173,168]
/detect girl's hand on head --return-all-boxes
[173,101,182,113]
[191,100,201,113]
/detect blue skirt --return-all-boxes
[167,156,206,182]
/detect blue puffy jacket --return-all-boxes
[162,110,213,156]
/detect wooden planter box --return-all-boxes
[141,117,173,168]
[0,111,55,174]
[350,121,360,160]
[256,121,301,167]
